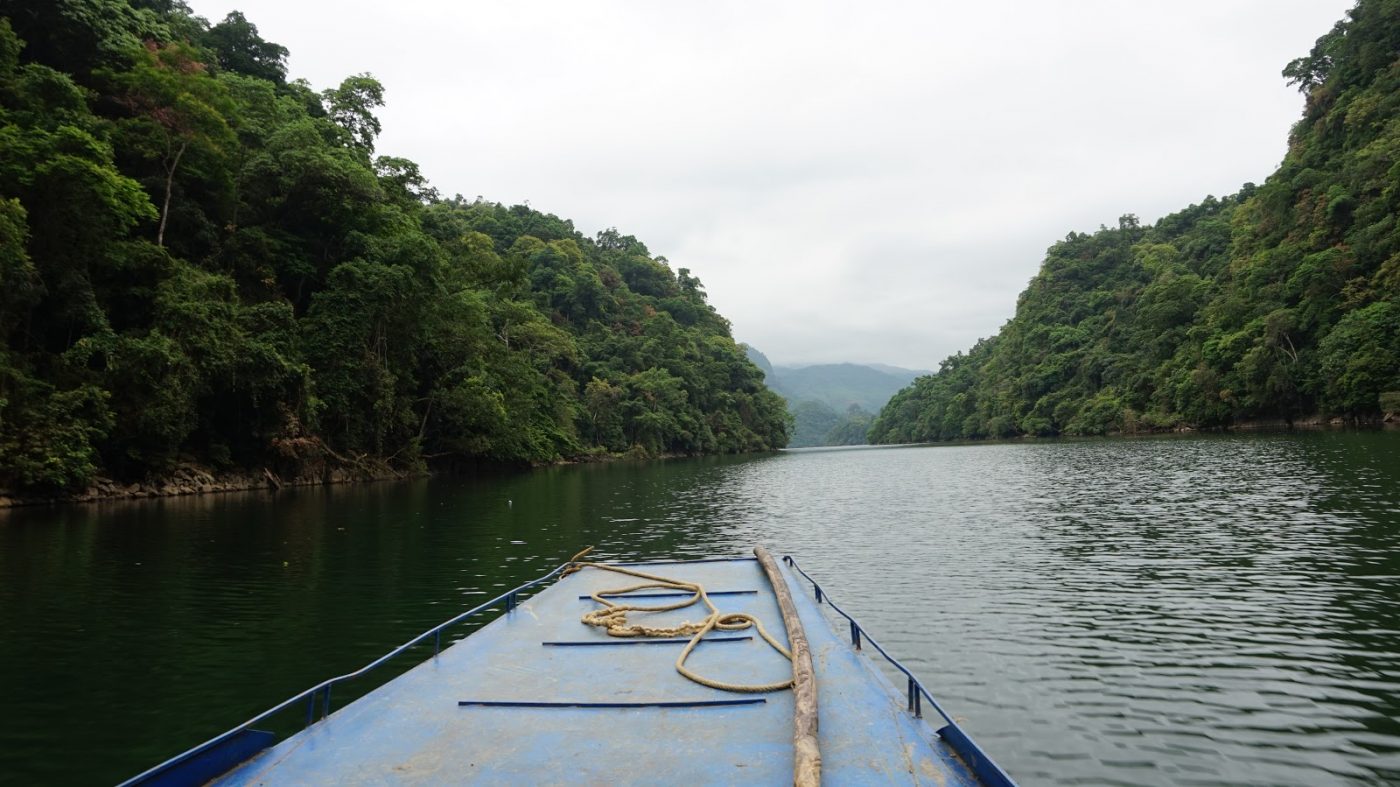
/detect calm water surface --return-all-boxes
[2,432,1399,785]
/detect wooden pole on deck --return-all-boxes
[754,546,821,786]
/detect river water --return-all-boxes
[1,431,1398,785]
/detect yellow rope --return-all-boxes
[565,551,794,693]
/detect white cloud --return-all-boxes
[188,0,1354,367]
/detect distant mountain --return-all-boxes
[744,345,777,383]
[865,362,931,377]
[769,362,923,412]
[787,400,875,447]
[740,347,922,446]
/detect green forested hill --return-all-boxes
[775,364,915,447]
[741,346,918,447]
[0,2,787,494]
[871,0,1400,445]
[769,362,922,413]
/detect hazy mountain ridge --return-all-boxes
[742,346,922,446]
[770,362,924,412]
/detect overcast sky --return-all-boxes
[188,0,1353,369]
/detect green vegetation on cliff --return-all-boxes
[0,2,787,493]
[786,401,873,447]
[871,0,1400,444]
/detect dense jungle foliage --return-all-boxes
[787,400,874,448]
[0,1,788,493]
[871,0,1400,444]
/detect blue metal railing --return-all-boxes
[119,561,573,787]
[782,555,1018,787]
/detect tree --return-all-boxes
[201,11,287,84]
[0,1,789,494]
[101,41,235,247]
[322,73,384,155]
[0,0,172,74]
[1318,302,1400,415]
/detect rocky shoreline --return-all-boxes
[0,448,677,508]
[0,464,418,509]
[3,419,1391,508]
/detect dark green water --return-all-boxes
[2,431,1399,785]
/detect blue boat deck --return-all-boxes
[211,557,984,785]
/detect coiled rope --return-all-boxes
[564,547,795,693]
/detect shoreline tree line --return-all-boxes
[0,1,789,494]
[871,0,1400,444]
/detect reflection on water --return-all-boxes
[1,432,1398,784]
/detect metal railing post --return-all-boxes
[773,556,1017,787]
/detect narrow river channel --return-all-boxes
[2,431,1398,785]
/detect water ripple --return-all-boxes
[2,432,1398,784]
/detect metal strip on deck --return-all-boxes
[541,635,752,647]
[577,589,757,600]
[456,698,766,709]
[611,556,758,566]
